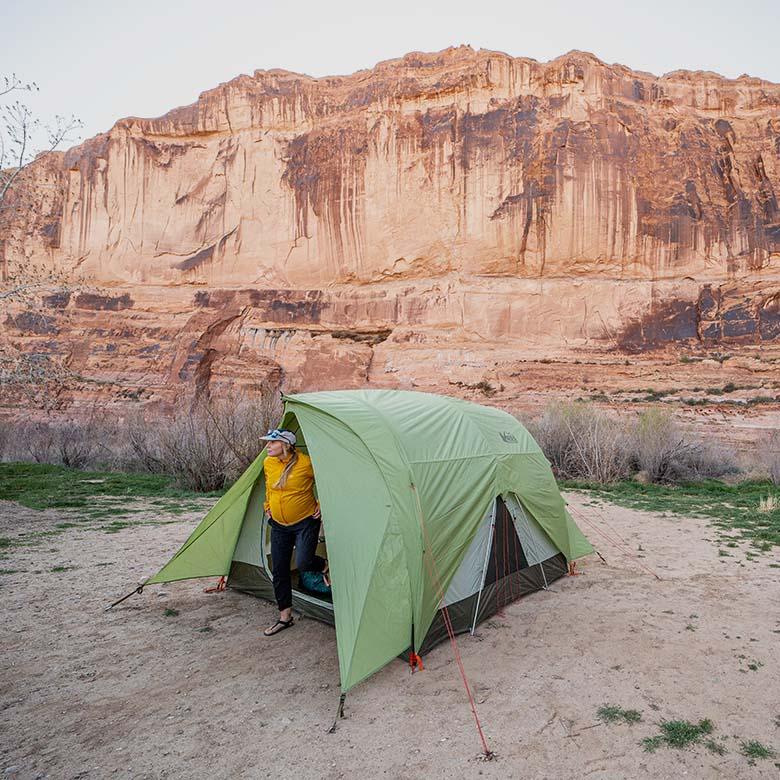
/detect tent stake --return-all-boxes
[105,585,144,611]
[326,693,347,734]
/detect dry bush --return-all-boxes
[763,431,780,485]
[203,389,284,475]
[632,407,737,483]
[125,415,166,474]
[0,420,11,460]
[524,402,739,485]
[127,388,283,491]
[154,410,234,492]
[2,386,282,490]
[527,402,632,483]
[8,415,117,469]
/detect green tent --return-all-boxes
[145,389,592,691]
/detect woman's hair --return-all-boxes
[273,442,299,489]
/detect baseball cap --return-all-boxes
[260,428,297,446]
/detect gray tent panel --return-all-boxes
[502,492,560,567]
[442,499,495,606]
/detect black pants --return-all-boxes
[269,516,326,610]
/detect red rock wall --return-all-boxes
[2,47,779,411]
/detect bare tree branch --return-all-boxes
[0,74,84,407]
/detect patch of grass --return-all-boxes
[661,718,713,748]
[642,388,675,402]
[0,462,223,511]
[642,735,665,753]
[84,507,131,519]
[642,718,714,752]
[103,521,140,533]
[740,740,775,760]
[0,568,21,575]
[163,608,179,617]
[597,705,642,724]
[55,522,78,529]
[563,479,780,550]
[50,565,76,572]
[681,397,711,407]
[705,739,727,755]
[0,537,14,549]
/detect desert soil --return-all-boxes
[1,493,778,779]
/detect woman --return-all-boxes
[260,428,327,636]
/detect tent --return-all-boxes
[143,389,593,692]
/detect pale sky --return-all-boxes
[3,0,779,149]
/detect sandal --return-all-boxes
[263,618,294,636]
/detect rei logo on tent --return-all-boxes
[499,431,518,443]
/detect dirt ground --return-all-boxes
[1,493,778,780]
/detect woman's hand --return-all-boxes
[312,504,321,520]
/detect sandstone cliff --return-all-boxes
[2,46,779,414]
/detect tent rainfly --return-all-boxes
[138,390,593,692]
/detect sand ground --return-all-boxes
[1,493,778,779]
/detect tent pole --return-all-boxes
[470,500,496,636]
[539,562,549,590]
[105,585,144,611]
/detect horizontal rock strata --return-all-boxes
[1,46,779,415]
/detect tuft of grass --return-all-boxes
[740,740,775,760]
[642,718,714,752]
[661,719,713,748]
[642,735,665,753]
[705,739,727,756]
[50,565,76,573]
[163,608,179,617]
[598,705,642,724]
[103,521,139,534]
